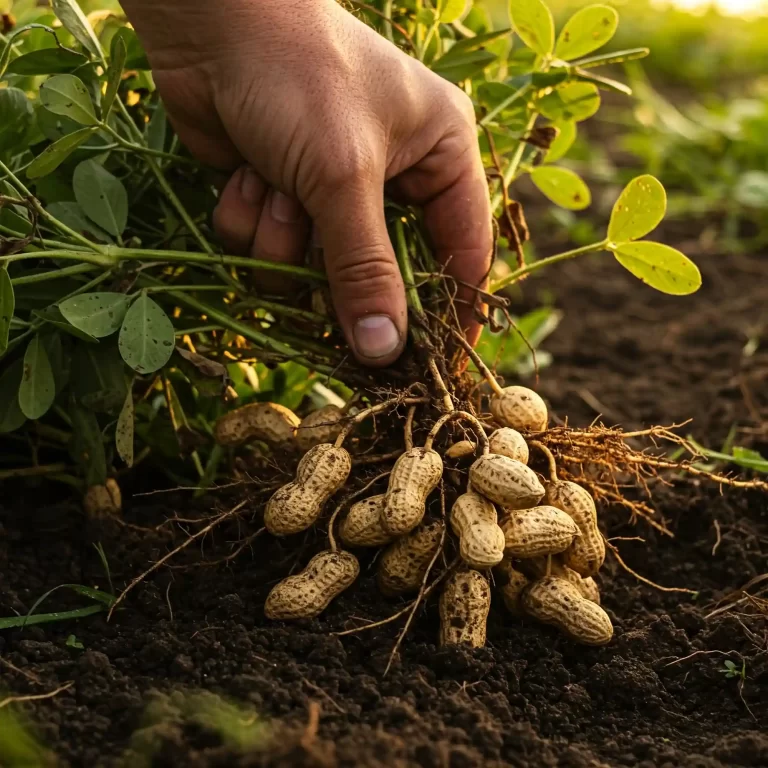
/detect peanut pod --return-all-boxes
[515,555,601,604]
[264,550,359,620]
[445,440,477,460]
[377,519,445,596]
[264,443,351,535]
[488,428,529,464]
[439,570,491,648]
[450,490,505,569]
[493,559,530,616]
[490,386,548,432]
[339,494,394,548]
[381,447,443,535]
[522,576,613,646]
[83,478,122,519]
[214,402,300,447]
[469,454,544,509]
[296,405,344,452]
[545,480,605,577]
[501,506,579,558]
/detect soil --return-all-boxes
[2,220,768,767]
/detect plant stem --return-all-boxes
[0,463,69,480]
[141,284,233,295]
[394,218,425,319]
[11,264,97,285]
[490,240,608,293]
[1,250,114,267]
[102,124,197,167]
[0,224,90,252]
[490,112,537,213]
[234,297,328,326]
[479,83,531,127]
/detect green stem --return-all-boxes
[394,218,425,319]
[234,297,328,325]
[0,224,90,251]
[1,250,114,267]
[102,124,197,167]
[490,240,608,293]
[383,0,395,42]
[0,463,69,480]
[479,84,531,128]
[490,112,538,213]
[173,325,225,336]
[141,284,233,295]
[11,264,97,285]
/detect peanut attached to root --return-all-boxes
[264,443,351,536]
[445,440,477,460]
[264,550,360,620]
[494,559,530,616]
[381,447,443,536]
[296,405,344,452]
[439,570,491,648]
[500,506,579,558]
[377,519,445,597]
[490,386,548,433]
[488,428,529,464]
[450,490,505,569]
[83,478,122,518]
[469,454,545,509]
[214,402,300,447]
[522,576,613,646]
[545,480,605,577]
[339,494,394,548]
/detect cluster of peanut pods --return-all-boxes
[214,386,613,647]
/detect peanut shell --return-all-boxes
[339,494,394,548]
[445,440,477,460]
[488,428,529,464]
[469,454,544,509]
[493,559,530,616]
[501,506,579,558]
[450,490,505,569]
[296,405,344,452]
[439,570,491,648]
[382,447,443,535]
[214,402,300,447]
[377,519,445,596]
[490,386,548,432]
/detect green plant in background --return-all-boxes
[0,0,700,494]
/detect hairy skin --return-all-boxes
[122,0,493,365]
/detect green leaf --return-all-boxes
[613,242,702,296]
[18,334,56,420]
[72,341,128,413]
[438,0,469,23]
[445,29,511,56]
[607,175,666,242]
[0,265,13,355]
[70,400,107,486]
[46,201,114,243]
[530,166,591,210]
[41,330,69,394]
[147,100,167,151]
[116,386,134,467]
[0,88,34,153]
[39,74,97,126]
[36,103,82,141]
[0,604,105,630]
[59,292,131,338]
[0,359,26,434]
[72,160,128,236]
[509,0,554,56]
[554,4,618,61]
[537,82,600,122]
[6,47,88,75]
[544,120,576,163]
[51,0,103,59]
[118,292,176,375]
[33,306,98,343]
[102,34,126,118]
[110,27,150,70]
[571,47,649,69]
[431,49,497,83]
[26,125,98,180]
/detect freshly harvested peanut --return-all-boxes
[450,490,505,569]
[545,480,605,577]
[439,570,491,648]
[264,443,351,535]
[83,478,122,518]
[296,405,344,452]
[493,559,530,616]
[339,494,394,548]
[214,402,300,447]
[381,447,443,535]
[522,576,613,645]
[264,550,359,620]
[446,440,477,460]
[578,577,601,605]
[500,506,579,558]
[490,386,548,432]
[515,556,600,603]
[488,428,529,464]
[377,520,445,596]
[469,454,544,510]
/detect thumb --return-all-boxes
[310,182,407,366]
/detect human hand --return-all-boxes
[122,0,493,366]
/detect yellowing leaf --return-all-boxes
[530,166,591,210]
[608,175,666,242]
[555,5,618,61]
[509,0,554,56]
[613,241,701,296]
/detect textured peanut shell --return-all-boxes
[445,440,477,460]
[214,402,300,447]
[450,491,505,569]
[578,577,601,604]
[264,550,359,620]
[488,428,529,464]
[339,494,394,548]
[522,576,613,645]
[494,559,530,616]
[490,386,548,432]
[264,443,351,536]
[515,556,601,604]
[377,520,445,596]
[439,570,491,648]
[469,454,544,509]
[501,506,579,558]
[296,405,344,452]
[83,479,122,518]
[382,448,443,535]
[545,480,605,577]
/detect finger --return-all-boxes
[308,180,407,366]
[250,189,310,294]
[212,166,268,254]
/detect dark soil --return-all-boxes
[2,227,768,767]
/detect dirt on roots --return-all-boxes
[2,227,768,767]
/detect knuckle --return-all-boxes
[331,246,400,291]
